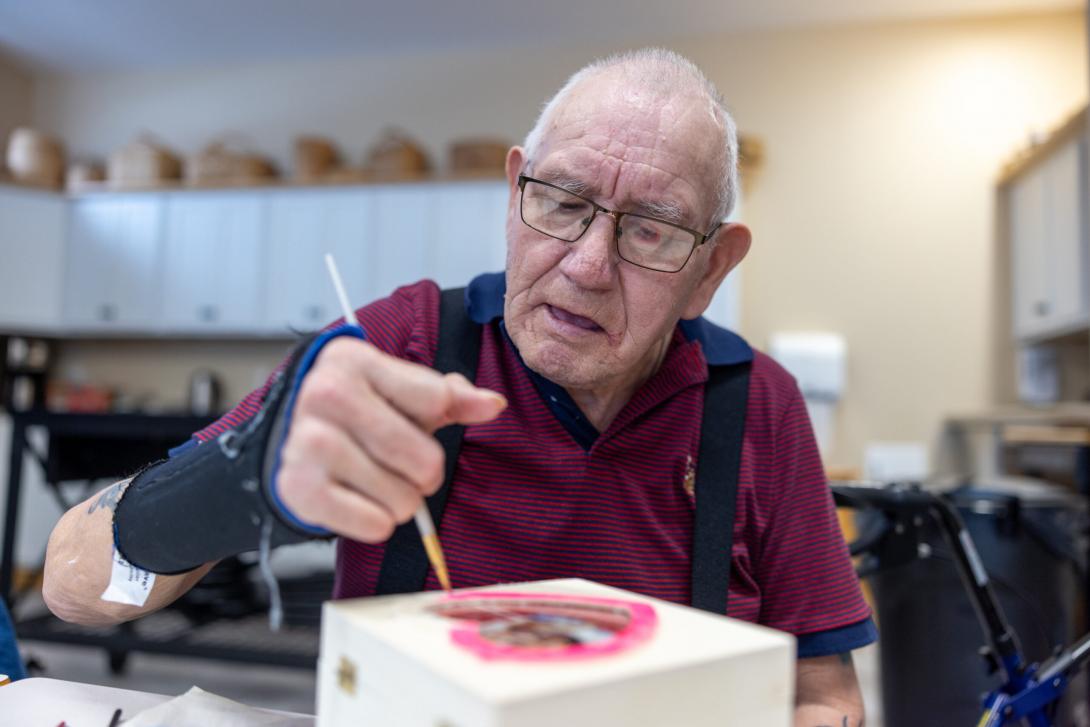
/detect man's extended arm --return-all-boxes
[43,479,215,626]
[794,652,865,726]
[43,337,506,626]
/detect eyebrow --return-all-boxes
[633,198,687,225]
[535,169,590,196]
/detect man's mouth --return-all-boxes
[546,304,603,332]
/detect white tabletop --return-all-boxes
[0,677,315,727]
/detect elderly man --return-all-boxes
[43,49,873,724]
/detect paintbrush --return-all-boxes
[323,253,453,592]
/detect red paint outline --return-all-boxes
[435,591,658,662]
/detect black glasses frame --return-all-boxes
[517,174,721,273]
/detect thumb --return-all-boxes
[442,373,507,426]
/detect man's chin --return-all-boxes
[508,315,612,387]
[518,341,603,390]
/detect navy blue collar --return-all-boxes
[464,271,753,366]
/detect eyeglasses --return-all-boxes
[517,174,720,273]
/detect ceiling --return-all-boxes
[0,0,1082,73]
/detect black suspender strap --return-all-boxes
[689,361,751,615]
[374,288,481,595]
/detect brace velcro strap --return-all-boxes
[113,325,364,575]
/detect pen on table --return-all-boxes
[323,253,453,592]
[107,708,123,727]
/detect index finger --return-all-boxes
[325,340,506,431]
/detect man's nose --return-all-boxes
[558,212,618,287]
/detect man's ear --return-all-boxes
[681,223,752,320]
[505,147,525,194]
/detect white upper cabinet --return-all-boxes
[0,187,67,331]
[265,189,371,332]
[1009,135,1090,341]
[4,178,511,337]
[162,192,265,333]
[429,180,510,289]
[367,184,436,302]
[1010,167,1048,337]
[65,195,163,330]
[1041,140,1088,325]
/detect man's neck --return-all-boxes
[563,334,672,432]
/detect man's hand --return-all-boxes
[275,338,507,542]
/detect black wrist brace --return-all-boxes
[113,325,365,574]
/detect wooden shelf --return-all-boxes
[947,403,1090,427]
[66,170,506,196]
[1002,423,1090,446]
[3,171,507,198]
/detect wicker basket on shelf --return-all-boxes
[365,129,430,179]
[108,136,182,188]
[293,136,341,182]
[65,161,106,191]
[321,167,371,184]
[184,139,277,186]
[5,128,65,189]
[448,138,509,175]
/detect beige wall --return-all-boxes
[54,339,289,413]
[699,12,1088,469]
[36,11,1088,469]
[0,51,34,158]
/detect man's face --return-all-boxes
[503,75,728,393]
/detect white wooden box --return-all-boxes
[317,578,794,727]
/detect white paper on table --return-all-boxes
[122,686,312,727]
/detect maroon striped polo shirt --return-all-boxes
[193,274,875,657]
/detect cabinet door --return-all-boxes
[1042,138,1088,326]
[265,189,370,331]
[1010,167,1049,339]
[162,192,264,332]
[65,195,162,329]
[430,181,509,288]
[1010,136,1090,341]
[367,184,435,302]
[0,188,66,331]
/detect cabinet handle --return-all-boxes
[98,304,116,323]
[1034,300,1050,317]
[198,305,219,323]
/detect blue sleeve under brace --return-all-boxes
[113,325,364,574]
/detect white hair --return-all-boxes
[522,48,739,225]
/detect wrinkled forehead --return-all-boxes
[532,74,724,223]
